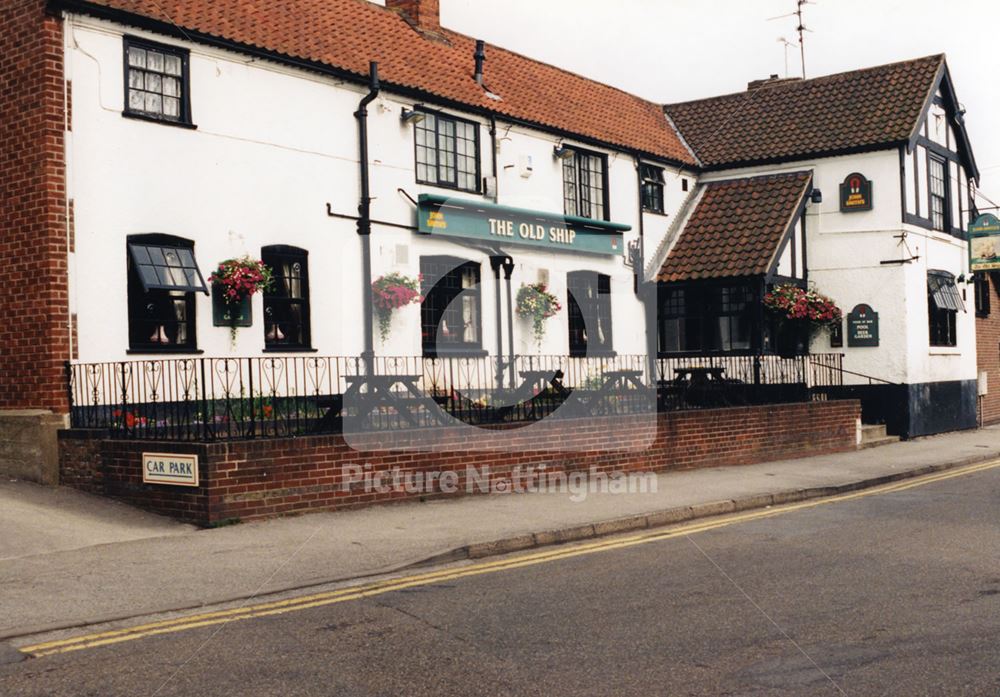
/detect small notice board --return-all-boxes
[142,452,199,487]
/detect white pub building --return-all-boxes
[0,0,987,482]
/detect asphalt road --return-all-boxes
[2,464,999,696]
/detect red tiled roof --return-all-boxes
[58,0,696,165]
[664,55,944,168]
[656,171,812,283]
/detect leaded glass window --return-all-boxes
[262,246,312,349]
[564,150,608,220]
[928,270,962,347]
[414,111,480,192]
[124,38,190,124]
[420,257,482,355]
[640,164,665,214]
[127,235,203,352]
[568,271,613,356]
[929,155,949,232]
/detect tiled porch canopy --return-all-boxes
[656,171,812,283]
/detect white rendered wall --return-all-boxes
[704,146,976,388]
[65,16,685,364]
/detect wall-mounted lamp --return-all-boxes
[810,188,823,204]
[553,145,576,160]
[400,107,426,125]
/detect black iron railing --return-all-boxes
[67,353,843,441]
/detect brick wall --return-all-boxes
[976,273,1000,425]
[60,400,861,525]
[0,1,70,413]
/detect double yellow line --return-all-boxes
[20,458,1000,658]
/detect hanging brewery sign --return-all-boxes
[417,194,628,256]
[839,172,873,212]
[968,213,1000,272]
[142,452,199,486]
[847,304,879,347]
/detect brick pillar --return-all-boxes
[0,1,70,414]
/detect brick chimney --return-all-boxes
[386,0,440,33]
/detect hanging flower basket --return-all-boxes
[208,256,273,344]
[209,256,273,304]
[763,284,842,329]
[372,272,422,342]
[516,282,561,347]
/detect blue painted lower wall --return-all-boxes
[823,379,977,440]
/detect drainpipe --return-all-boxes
[635,154,656,384]
[502,256,516,388]
[355,61,380,376]
[633,154,646,295]
[490,255,505,389]
[489,115,499,203]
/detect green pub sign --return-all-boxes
[847,304,879,347]
[968,213,1000,272]
[417,194,629,256]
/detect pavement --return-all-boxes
[2,424,1000,642]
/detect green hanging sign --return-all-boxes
[969,213,1000,272]
[417,194,629,256]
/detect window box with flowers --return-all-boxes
[209,256,273,344]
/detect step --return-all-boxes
[861,424,887,441]
[860,423,900,449]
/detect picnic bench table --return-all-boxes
[339,374,443,428]
[668,366,744,408]
[492,369,570,420]
[572,369,646,415]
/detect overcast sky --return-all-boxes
[407,0,1000,206]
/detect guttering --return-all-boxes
[355,61,380,375]
[49,0,697,172]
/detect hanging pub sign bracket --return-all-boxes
[839,172,873,212]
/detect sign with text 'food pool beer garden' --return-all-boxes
[969,214,1000,272]
[847,304,879,347]
[417,194,628,256]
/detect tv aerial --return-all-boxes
[768,0,815,78]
